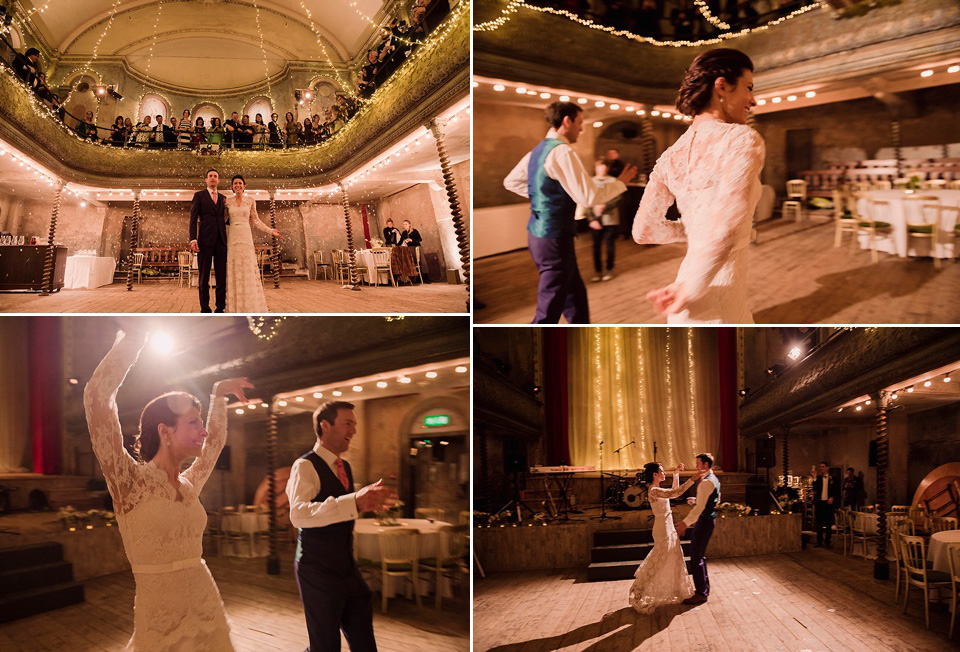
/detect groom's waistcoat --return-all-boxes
[294,451,356,574]
[700,473,721,521]
[527,138,577,238]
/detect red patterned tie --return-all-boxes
[334,458,350,491]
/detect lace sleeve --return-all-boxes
[249,199,274,235]
[678,126,765,301]
[182,394,227,490]
[632,158,685,244]
[83,332,144,515]
[649,476,696,500]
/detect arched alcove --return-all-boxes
[244,96,273,123]
[192,101,224,130]
[138,92,171,125]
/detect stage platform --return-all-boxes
[0,474,108,512]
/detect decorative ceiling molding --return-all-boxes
[114,27,299,61]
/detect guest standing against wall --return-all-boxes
[812,462,840,548]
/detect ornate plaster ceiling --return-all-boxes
[18,0,392,90]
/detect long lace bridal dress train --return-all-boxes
[632,117,765,323]
[225,195,273,313]
[84,333,235,651]
[629,473,697,614]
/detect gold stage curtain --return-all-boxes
[0,319,30,472]
[568,328,721,472]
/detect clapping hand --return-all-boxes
[356,479,397,513]
[214,377,254,403]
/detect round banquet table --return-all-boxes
[354,249,378,285]
[928,529,960,573]
[221,511,269,558]
[856,190,960,258]
[355,518,452,598]
[64,255,116,289]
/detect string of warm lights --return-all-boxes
[613,329,627,465]
[665,328,675,465]
[837,368,958,414]
[475,0,823,48]
[687,327,699,455]
[252,0,275,114]
[247,316,286,341]
[694,0,731,30]
[347,1,417,47]
[299,0,357,99]
[140,0,165,80]
[637,328,647,463]
[594,328,603,469]
[64,0,122,113]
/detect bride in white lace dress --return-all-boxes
[226,175,282,313]
[632,48,765,323]
[629,462,705,614]
[84,328,254,650]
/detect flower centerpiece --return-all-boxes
[370,236,385,248]
[377,499,404,526]
[716,501,753,518]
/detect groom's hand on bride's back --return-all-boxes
[618,164,638,185]
[356,479,397,513]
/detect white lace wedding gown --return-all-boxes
[629,474,696,614]
[226,195,273,313]
[632,117,765,323]
[84,333,235,651]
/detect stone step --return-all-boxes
[0,581,85,623]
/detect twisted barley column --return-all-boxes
[640,118,655,177]
[125,191,142,292]
[338,182,360,290]
[40,182,65,296]
[891,120,902,180]
[266,404,280,575]
[873,391,890,580]
[428,118,469,312]
[268,190,280,289]
[781,424,790,483]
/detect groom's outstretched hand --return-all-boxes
[356,479,397,513]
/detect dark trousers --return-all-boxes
[591,225,617,273]
[294,561,377,652]
[197,239,227,313]
[814,502,835,545]
[687,517,715,597]
[527,232,589,324]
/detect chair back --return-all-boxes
[891,505,910,514]
[177,251,192,268]
[132,252,145,266]
[900,535,928,576]
[893,177,911,189]
[786,179,807,199]
[378,528,419,565]
[947,543,960,584]
[922,179,947,189]
[415,507,444,521]
[902,196,942,229]
[438,524,469,561]
[930,516,958,532]
[372,248,391,265]
[888,526,901,564]
[908,506,927,527]
[314,250,324,264]
[872,180,892,190]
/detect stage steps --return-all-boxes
[587,528,693,582]
[0,542,84,623]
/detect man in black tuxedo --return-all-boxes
[12,47,40,85]
[813,462,840,548]
[286,401,396,652]
[677,452,721,605]
[189,169,228,312]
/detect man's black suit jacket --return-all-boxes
[190,190,227,247]
[812,475,841,507]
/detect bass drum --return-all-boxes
[605,480,627,506]
[623,485,648,509]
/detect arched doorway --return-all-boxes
[399,398,468,521]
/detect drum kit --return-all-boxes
[604,470,650,510]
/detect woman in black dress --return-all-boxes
[383,219,401,245]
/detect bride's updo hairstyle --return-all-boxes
[643,462,663,484]
[136,392,202,462]
[675,48,754,117]
[231,174,245,185]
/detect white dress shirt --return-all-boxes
[820,475,829,501]
[286,441,359,529]
[503,130,627,208]
[683,471,718,526]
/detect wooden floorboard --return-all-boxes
[0,278,468,314]
[0,547,468,651]
[474,218,960,324]
[473,548,955,651]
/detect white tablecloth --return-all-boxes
[221,511,269,558]
[64,255,116,289]
[928,530,960,573]
[355,518,452,598]
[354,249,377,284]
[856,190,960,258]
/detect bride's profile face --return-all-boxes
[721,69,756,125]
[160,407,207,459]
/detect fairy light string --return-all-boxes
[687,327,699,456]
[252,0,275,113]
[63,0,122,115]
[694,0,731,30]
[594,328,604,469]
[637,328,648,463]
[140,0,165,80]
[299,0,357,99]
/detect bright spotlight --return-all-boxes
[787,346,802,361]
[151,332,174,354]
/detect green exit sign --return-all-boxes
[423,414,450,427]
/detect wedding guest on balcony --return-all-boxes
[284,111,299,147]
[50,94,66,122]
[178,111,193,149]
[337,94,357,119]
[329,106,345,134]
[75,111,98,141]
[311,113,322,140]
[238,114,255,149]
[135,115,153,147]
[268,112,282,148]
[357,50,379,97]
[152,114,165,148]
[33,72,54,103]
[224,111,240,148]
[110,116,127,146]
[12,47,39,85]
[193,116,207,148]
[206,117,224,151]
[164,116,179,148]
[253,114,268,148]
[302,117,315,146]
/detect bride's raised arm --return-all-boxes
[83,330,147,515]
[649,473,697,500]
[182,377,253,491]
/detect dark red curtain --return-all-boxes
[28,318,63,475]
[360,205,371,248]
[717,328,738,472]
[543,330,570,465]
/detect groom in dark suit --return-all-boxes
[286,401,396,651]
[676,452,721,605]
[189,169,228,313]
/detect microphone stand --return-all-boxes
[592,441,620,522]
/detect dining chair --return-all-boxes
[930,517,958,532]
[371,247,395,286]
[176,251,192,287]
[853,195,893,263]
[893,177,911,189]
[902,196,944,269]
[313,250,332,280]
[832,189,859,249]
[415,507,444,522]
[834,509,851,557]
[871,180,893,190]
[372,528,421,613]
[782,179,807,221]
[900,535,952,628]
[850,511,878,558]
[947,543,960,638]
[891,505,910,514]
[412,246,425,283]
[889,526,907,603]
[420,524,469,609]
[921,179,947,190]
[132,252,145,284]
